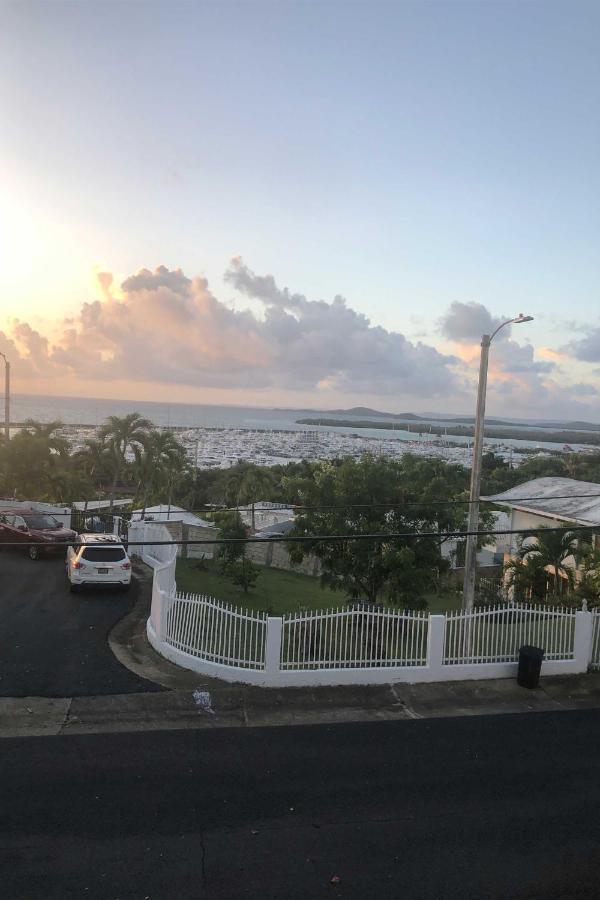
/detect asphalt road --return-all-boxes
[3,710,600,898]
[0,549,162,697]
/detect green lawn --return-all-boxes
[175,558,463,615]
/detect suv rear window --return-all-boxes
[82,547,126,562]
[23,514,60,529]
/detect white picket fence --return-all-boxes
[444,604,576,666]
[165,593,267,669]
[141,523,597,687]
[148,591,595,687]
[281,606,429,670]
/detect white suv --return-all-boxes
[66,534,132,593]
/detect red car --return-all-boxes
[0,507,78,560]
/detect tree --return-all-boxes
[213,510,261,593]
[214,510,247,569]
[0,420,71,499]
[98,413,153,507]
[239,467,276,531]
[509,528,584,599]
[575,546,600,604]
[283,454,471,607]
[133,429,187,514]
[225,557,260,593]
[504,554,551,603]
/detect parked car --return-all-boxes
[66,533,132,593]
[0,508,78,560]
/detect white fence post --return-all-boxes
[427,615,446,679]
[151,584,164,642]
[265,616,283,683]
[574,608,593,673]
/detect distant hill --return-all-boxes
[278,406,600,431]
[325,408,424,420]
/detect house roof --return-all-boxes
[255,518,296,538]
[484,477,600,525]
[131,504,214,529]
[73,499,132,511]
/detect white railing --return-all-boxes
[142,542,596,686]
[281,606,428,670]
[444,604,577,666]
[165,593,267,669]
[591,612,600,671]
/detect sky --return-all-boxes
[0,0,599,419]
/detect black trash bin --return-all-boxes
[517,645,544,689]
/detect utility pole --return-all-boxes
[0,352,9,444]
[462,314,534,613]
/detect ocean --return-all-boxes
[8,393,596,453]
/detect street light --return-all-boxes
[0,351,9,444]
[462,313,534,612]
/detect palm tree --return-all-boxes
[236,466,276,531]
[2,420,70,499]
[512,528,583,598]
[133,429,187,515]
[98,413,153,508]
[504,554,551,603]
[21,419,70,459]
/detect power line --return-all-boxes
[3,522,598,549]
[65,490,600,517]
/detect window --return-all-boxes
[82,546,126,562]
[22,514,60,529]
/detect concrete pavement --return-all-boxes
[5,672,600,737]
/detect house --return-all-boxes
[130,504,218,559]
[483,476,600,586]
[440,510,511,571]
[236,501,296,531]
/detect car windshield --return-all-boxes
[82,546,126,562]
[23,515,60,529]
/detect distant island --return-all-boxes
[296,418,600,447]
[282,406,600,432]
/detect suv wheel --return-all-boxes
[28,545,40,561]
[69,583,80,594]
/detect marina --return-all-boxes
[9,394,597,472]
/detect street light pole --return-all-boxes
[0,352,9,444]
[462,314,533,612]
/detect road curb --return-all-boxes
[4,673,600,738]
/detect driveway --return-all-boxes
[0,549,163,697]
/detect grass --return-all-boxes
[175,558,464,616]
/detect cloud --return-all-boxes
[565,325,600,362]
[570,382,599,397]
[225,259,461,395]
[2,260,460,399]
[438,299,600,418]
[439,301,511,343]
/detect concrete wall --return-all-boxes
[181,523,220,560]
[245,540,321,577]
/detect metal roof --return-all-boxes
[483,477,600,525]
[73,499,132,510]
[131,505,215,529]
[255,518,296,538]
